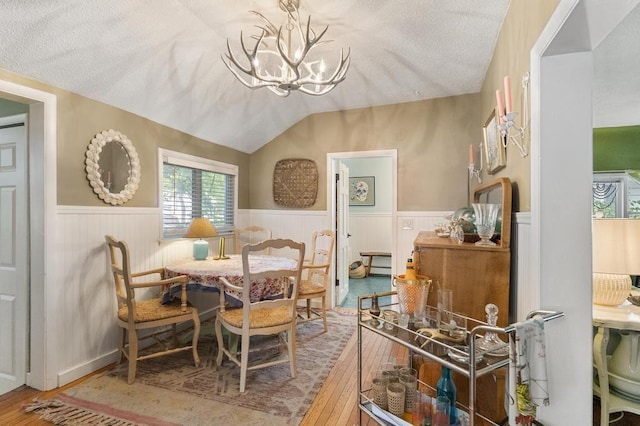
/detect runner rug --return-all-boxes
[25,312,356,425]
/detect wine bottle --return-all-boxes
[436,366,457,424]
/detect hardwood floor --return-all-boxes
[1,323,623,425]
[0,324,404,426]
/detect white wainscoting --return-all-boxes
[395,211,453,273]
[247,209,332,249]
[56,206,164,385]
[52,206,532,387]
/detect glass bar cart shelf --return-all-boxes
[356,290,564,426]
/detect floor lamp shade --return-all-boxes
[184,217,217,260]
[593,219,640,305]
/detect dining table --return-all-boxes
[163,254,298,304]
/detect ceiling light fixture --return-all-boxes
[222,0,350,97]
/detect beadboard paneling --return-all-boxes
[396,211,452,273]
[56,206,163,385]
[53,206,531,387]
[248,209,331,249]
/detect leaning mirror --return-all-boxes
[85,129,141,205]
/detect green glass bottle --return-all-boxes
[436,366,457,424]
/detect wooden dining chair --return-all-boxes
[215,238,305,393]
[234,226,272,254]
[105,235,201,384]
[297,229,335,332]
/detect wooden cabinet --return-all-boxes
[413,232,511,328]
[414,177,513,327]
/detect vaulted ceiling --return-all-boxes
[0,1,512,153]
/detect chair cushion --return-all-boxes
[299,279,325,296]
[118,298,194,323]
[219,306,293,329]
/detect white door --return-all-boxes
[0,114,28,395]
[336,162,350,305]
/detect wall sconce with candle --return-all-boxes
[495,73,530,157]
[468,142,483,183]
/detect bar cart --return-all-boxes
[357,291,564,426]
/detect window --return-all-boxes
[160,149,237,238]
[593,171,640,218]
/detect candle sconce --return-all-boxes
[497,72,530,158]
[468,141,483,183]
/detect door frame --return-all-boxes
[327,149,397,308]
[0,79,58,391]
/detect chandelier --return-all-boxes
[222,0,350,97]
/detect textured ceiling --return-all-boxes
[593,3,640,128]
[0,1,512,153]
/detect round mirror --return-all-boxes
[85,129,141,205]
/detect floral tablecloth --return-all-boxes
[164,254,298,303]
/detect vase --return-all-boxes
[472,203,500,246]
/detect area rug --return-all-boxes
[26,312,356,425]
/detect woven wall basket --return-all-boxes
[273,158,318,208]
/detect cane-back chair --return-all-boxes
[105,235,200,384]
[215,238,305,392]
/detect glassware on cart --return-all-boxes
[437,288,453,334]
[475,303,509,356]
[369,293,381,328]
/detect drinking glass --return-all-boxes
[433,395,451,426]
[437,288,454,335]
[399,368,418,412]
[387,382,406,417]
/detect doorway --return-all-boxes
[0,113,28,394]
[327,150,397,309]
[0,80,57,393]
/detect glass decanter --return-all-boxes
[476,303,509,356]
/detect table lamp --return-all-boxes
[184,217,217,260]
[592,218,640,305]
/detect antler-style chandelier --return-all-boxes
[222,0,350,97]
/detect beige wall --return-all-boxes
[251,0,560,213]
[0,68,251,208]
[251,94,482,211]
[478,0,560,212]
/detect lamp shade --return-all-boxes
[593,219,640,275]
[184,217,217,239]
[592,218,640,305]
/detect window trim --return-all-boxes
[158,148,238,240]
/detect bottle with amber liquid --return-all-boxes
[404,254,417,280]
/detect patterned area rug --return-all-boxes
[26,312,356,425]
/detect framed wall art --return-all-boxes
[483,109,506,174]
[349,176,375,206]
